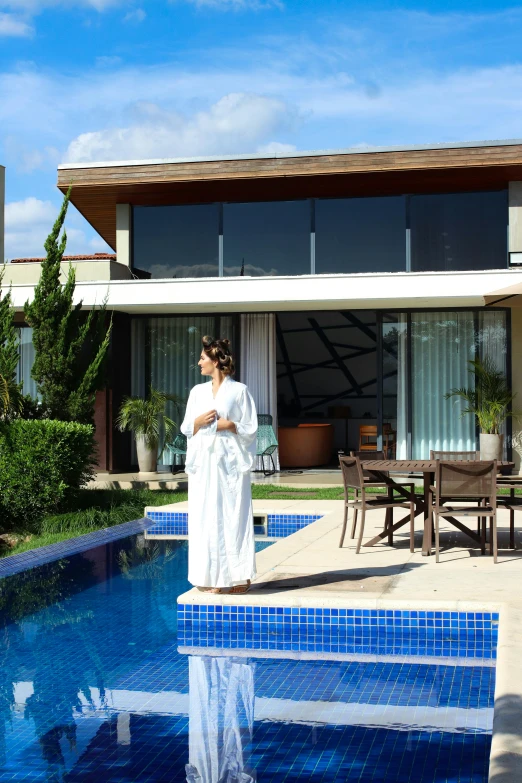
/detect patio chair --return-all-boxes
[495,476,522,550]
[256,414,278,476]
[430,450,480,460]
[165,432,187,469]
[339,455,415,554]
[358,424,396,458]
[430,451,482,531]
[349,450,415,540]
[432,460,498,563]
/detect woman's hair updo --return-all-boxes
[202,335,235,376]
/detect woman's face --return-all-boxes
[198,351,217,376]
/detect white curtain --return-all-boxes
[240,313,279,471]
[131,316,232,468]
[16,327,38,399]
[411,312,476,458]
[395,315,408,459]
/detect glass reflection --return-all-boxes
[223,200,310,277]
[315,196,406,274]
[133,205,219,279]
[410,190,507,272]
[186,655,256,783]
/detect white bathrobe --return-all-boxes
[181,377,258,588]
[185,655,256,783]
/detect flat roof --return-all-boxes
[58,137,522,170]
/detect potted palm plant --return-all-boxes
[444,357,516,460]
[0,373,22,421]
[115,387,182,474]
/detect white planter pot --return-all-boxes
[479,433,504,461]
[136,435,158,474]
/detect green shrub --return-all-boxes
[0,419,96,531]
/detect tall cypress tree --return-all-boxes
[0,272,22,418]
[24,188,112,424]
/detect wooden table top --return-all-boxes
[360,459,515,472]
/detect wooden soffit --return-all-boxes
[57,142,522,251]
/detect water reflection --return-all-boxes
[0,536,189,781]
[186,656,256,783]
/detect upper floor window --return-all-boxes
[410,190,507,272]
[133,204,219,279]
[223,200,311,276]
[131,190,508,279]
[315,196,406,274]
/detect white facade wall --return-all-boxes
[0,166,4,265]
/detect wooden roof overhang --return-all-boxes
[57,142,522,251]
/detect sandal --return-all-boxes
[228,581,251,595]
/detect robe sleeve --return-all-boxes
[181,385,217,440]
[235,387,258,450]
[181,388,196,438]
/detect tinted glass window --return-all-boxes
[133,205,219,279]
[410,190,507,272]
[315,196,406,274]
[223,200,311,276]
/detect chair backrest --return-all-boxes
[169,432,187,453]
[430,450,480,460]
[351,450,387,478]
[359,425,377,437]
[351,450,385,460]
[256,415,278,455]
[435,460,497,502]
[339,455,365,493]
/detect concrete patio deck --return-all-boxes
[168,498,522,782]
[89,469,345,490]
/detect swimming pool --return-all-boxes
[0,533,495,782]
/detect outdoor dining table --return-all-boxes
[360,459,515,556]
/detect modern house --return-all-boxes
[5,139,522,472]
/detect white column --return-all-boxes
[509,182,522,264]
[116,203,131,268]
[0,166,5,264]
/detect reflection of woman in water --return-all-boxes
[185,655,256,783]
[181,337,258,595]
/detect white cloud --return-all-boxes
[96,55,122,67]
[0,11,32,35]
[173,0,282,9]
[256,141,296,154]
[0,0,125,10]
[65,92,299,162]
[4,136,60,173]
[123,7,144,22]
[4,197,111,259]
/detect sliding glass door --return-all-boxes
[381,309,508,459]
[131,316,236,468]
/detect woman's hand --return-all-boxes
[193,409,217,434]
[217,417,237,434]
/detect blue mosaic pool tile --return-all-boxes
[177,606,499,659]
[146,510,189,536]
[145,512,323,538]
[0,517,154,578]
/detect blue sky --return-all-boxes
[2,0,522,258]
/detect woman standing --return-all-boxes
[181,336,258,594]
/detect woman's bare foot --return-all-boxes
[228,581,251,595]
[197,586,225,594]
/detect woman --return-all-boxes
[181,336,258,594]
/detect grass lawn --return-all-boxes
[1,481,518,559]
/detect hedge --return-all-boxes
[0,419,96,530]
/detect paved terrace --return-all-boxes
[91,469,345,490]
[167,498,522,783]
